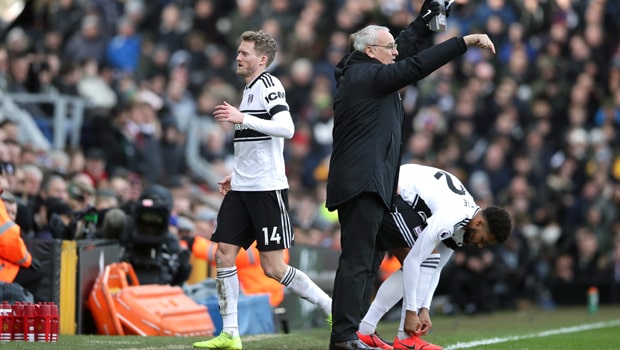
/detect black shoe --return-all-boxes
[329,339,382,350]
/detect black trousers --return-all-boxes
[330,192,386,343]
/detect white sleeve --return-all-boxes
[421,244,454,309]
[402,227,439,312]
[242,110,294,139]
[403,210,454,312]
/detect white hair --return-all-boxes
[351,25,390,52]
[21,164,43,181]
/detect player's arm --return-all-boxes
[416,244,454,335]
[421,243,453,309]
[242,109,294,139]
[402,222,442,313]
[402,232,437,335]
[242,82,294,138]
[403,213,453,335]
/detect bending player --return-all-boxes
[357,164,512,350]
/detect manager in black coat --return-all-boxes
[326,2,497,348]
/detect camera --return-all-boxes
[118,184,192,285]
[74,205,99,239]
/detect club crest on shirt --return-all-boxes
[247,94,254,104]
[439,230,452,240]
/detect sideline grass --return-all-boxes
[2,306,619,349]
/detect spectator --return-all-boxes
[39,173,69,203]
[67,179,96,213]
[184,31,210,94]
[159,117,187,188]
[154,3,187,54]
[106,16,141,74]
[164,68,197,134]
[63,15,107,66]
[76,59,117,109]
[127,102,163,185]
[35,197,74,240]
[4,27,30,56]
[16,164,43,210]
[445,245,499,314]
[223,0,264,48]
[191,0,228,47]
[47,0,85,42]
[193,207,218,239]
[1,191,18,221]
[82,147,109,188]
[94,188,119,211]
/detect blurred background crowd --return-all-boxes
[1,0,620,315]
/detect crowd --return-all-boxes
[1,0,620,318]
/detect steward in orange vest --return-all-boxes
[0,199,33,283]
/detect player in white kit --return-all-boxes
[193,30,331,350]
[357,164,512,350]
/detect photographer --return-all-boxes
[119,184,191,286]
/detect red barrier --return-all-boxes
[0,301,59,343]
[0,301,12,341]
[11,302,23,341]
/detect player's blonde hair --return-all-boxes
[240,30,278,67]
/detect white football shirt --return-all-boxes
[398,163,481,312]
[398,163,480,246]
[232,72,292,191]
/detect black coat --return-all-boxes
[326,19,468,211]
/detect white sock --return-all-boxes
[217,267,240,337]
[397,254,439,340]
[281,266,332,316]
[359,269,404,335]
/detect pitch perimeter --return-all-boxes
[444,319,620,349]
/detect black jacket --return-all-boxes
[326,19,468,210]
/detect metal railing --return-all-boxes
[1,92,86,150]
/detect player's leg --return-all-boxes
[194,192,250,349]
[252,189,332,317]
[359,269,403,334]
[360,195,423,332]
[260,249,332,316]
[359,195,429,349]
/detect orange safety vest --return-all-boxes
[187,236,218,262]
[379,254,401,282]
[0,199,32,283]
[189,237,288,307]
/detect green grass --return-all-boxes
[3,306,620,349]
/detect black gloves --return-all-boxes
[445,0,455,18]
[418,0,441,25]
[418,0,455,25]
